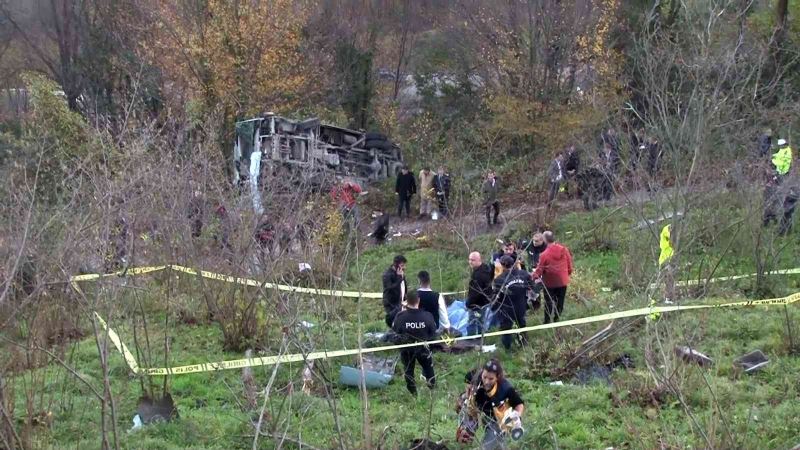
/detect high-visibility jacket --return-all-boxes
[772,146,793,176]
[659,224,673,266]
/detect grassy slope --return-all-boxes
[10,199,800,450]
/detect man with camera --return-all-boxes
[457,358,525,449]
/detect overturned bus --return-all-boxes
[233,114,404,209]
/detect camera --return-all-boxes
[501,409,524,441]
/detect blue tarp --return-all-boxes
[447,299,496,336]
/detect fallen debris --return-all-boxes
[406,438,450,450]
[633,211,684,231]
[674,346,714,367]
[339,355,398,389]
[136,394,178,424]
[733,349,769,373]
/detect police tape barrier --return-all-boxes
[93,291,800,376]
[69,264,467,298]
[648,267,800,289]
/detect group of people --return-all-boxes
[381,231,573,448]
[395,166,452,219]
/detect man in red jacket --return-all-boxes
[532,231,573,323]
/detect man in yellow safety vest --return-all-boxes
[763,139,798,235]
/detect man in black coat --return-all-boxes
[395,166,417,218]
[433,166,451,217]
[392,290,436,395]
[467,252,494,336]
[382,255,407,327]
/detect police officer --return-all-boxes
[492,255,532,350]
[392,290,437,395]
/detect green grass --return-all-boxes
[5,195,800,449]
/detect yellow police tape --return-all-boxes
[91,292,800,376]
[674,268,800,287]
[71,264,466,298]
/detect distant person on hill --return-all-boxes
[547,152,565,205]
[330,178,362,229]
[392,290,436,396]
[532,231,573,324]
[419,167,435,219]
[482,170,500,226]
[433,166,452,217]
[395,166,417,219]
[563,145,581,197]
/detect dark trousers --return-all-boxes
[543,286,567,324]
[779,193,798,235]
[497,300,528,350]
[401,347,435,395]
[384,304,400,328]
[548,181,560,204]
[437,194,449,216]
[485,201,499,225]
[397,194,412,218]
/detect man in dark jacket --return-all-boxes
[382,255,407,327]
[395,166,417,218]
[563,146,580,197]
[482,170,500,226]
[757,128,773,159]
[392,290,436,395]
[433,166,451,217]
[532,231,573,324]
[467,252,494,335]
[492,255,533,350]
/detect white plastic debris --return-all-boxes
[481,345,497,353]
[393,232,402,237]
[298,262,312,272]
[300,320,315,329]
[549,381,564,386]
[129,414,143,432]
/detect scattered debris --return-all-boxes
[411,229,422,237]
[481,345,496,353]
[674,346,714,367]
[601,287,611,292]
[299,320,315,329]
[549,381,564,386]
[431,211,439,221]
[298,262,312,273]
[633,211,684,231]
[733,349,769,373]
[406,438,450,450]
[339,355,398,389]
[129,414,143,432]
[363,331,387,344]
[302,361,315,395]
[393,232,402,237]
[136,394,178,424]
[573,355,634,385]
